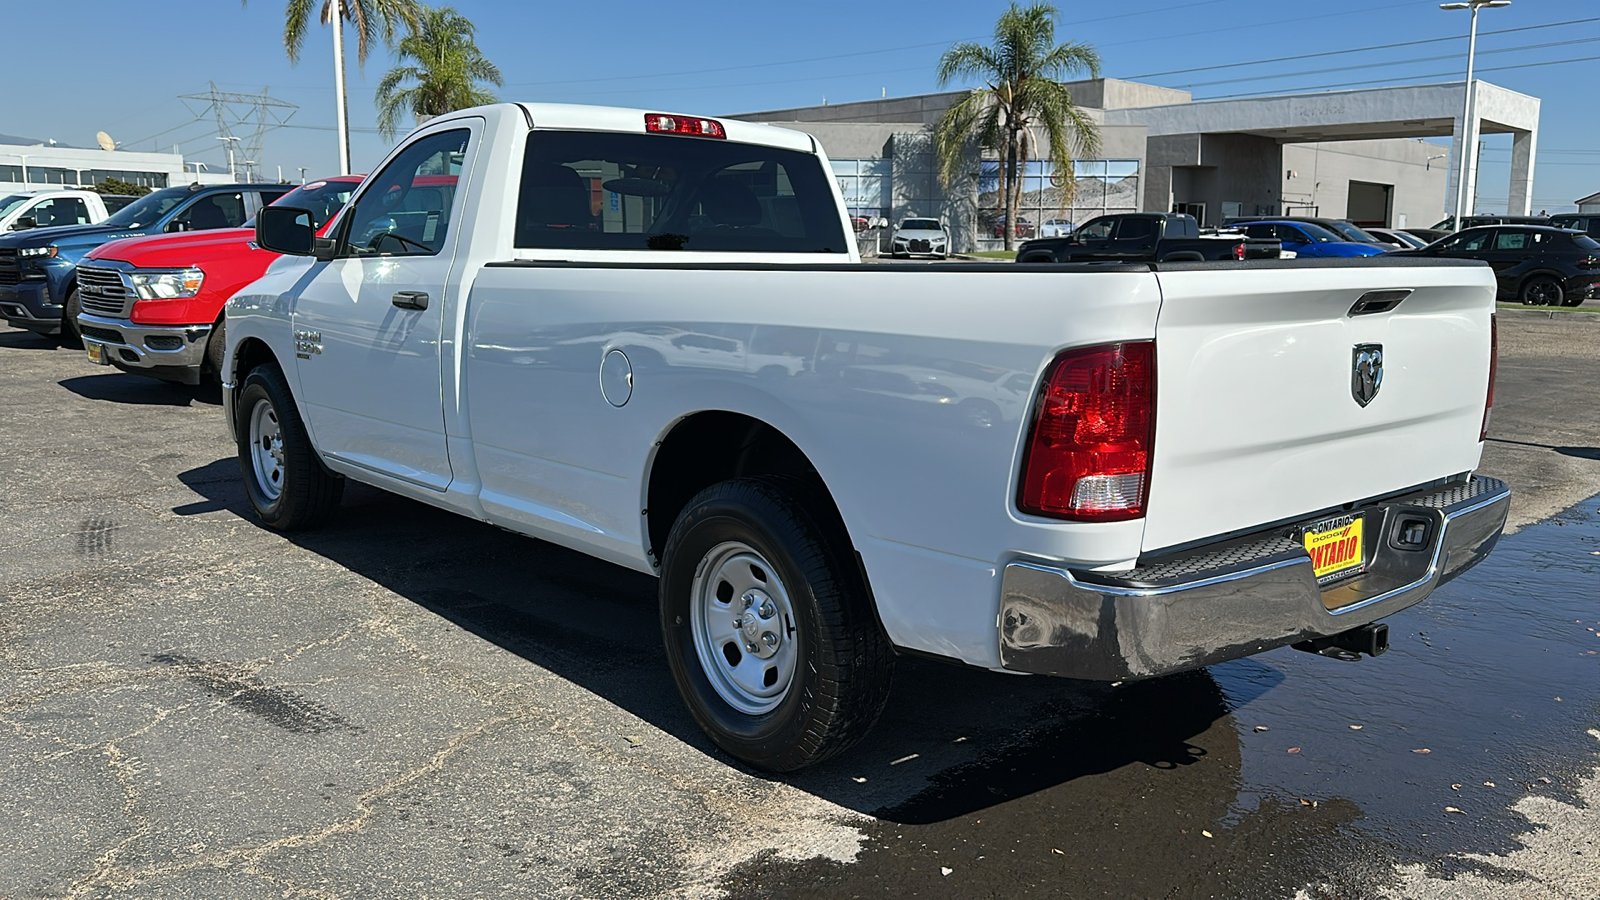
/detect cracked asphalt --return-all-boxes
[1,308,1597,900]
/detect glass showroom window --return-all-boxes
[831,159,890,221]
[977,158,1141,242]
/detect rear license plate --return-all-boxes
[84,341,107,365]
[1303,514,1366,583]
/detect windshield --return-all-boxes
[1294,223,1342,243]
[1550,216,1581,230]
[1326,221,1380,243]
[251,179,358,231]
[0,195,30,218]
[1574,235,1600,252]
[901,219,941,230]
[101,187,191,228]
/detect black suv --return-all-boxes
[1548,214,1600,239]
[1393,225,1600,306]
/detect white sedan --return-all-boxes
[1039,218,1074,238]
[890,218,949,259]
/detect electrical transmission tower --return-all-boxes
[179,83,298,182]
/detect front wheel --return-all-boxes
[59,289,83,348]
[235,364,343,530]
[659,477,893,771]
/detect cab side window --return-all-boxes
[1075,218,1113,240]
[340,129,469,257]
[168,192,248,232]
[1114,217,1155,241]
[29,197,91,227]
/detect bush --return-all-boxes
[86,177,152,197]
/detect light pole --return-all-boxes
[217,136,241,181]
[1440,0,1510,227]
[331,0,351,175]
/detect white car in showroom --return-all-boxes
[1039,217,1074,238]
[890,217,949,258]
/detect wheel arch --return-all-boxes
[643,411,851,569]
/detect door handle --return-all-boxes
[392,291,429,310]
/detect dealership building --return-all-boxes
[735,77,1540,252]
[0,134,238,196]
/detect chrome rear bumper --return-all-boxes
[999,476,1511,680]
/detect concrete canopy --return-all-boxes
[1106,81,1541,216]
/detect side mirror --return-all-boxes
[13,216,35,230]
[166,220,189,233]
[256,206,316,256]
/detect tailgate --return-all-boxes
[1142,259,1495,553]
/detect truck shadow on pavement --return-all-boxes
[174,458,1272,826]
[58,373,222,407]
[0,329,62,350]
[1487,436,1600,460]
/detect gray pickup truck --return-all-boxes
[1016,212,1281,263]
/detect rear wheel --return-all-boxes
[59,289,82,348]
[659,477,893,771]
[1520,276,1564,307]
[235,364,343,530]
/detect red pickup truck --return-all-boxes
[76,177,361,384]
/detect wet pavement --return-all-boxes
[719,498,1600,899]
[0,312,1597,899]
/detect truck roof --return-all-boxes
[420,102,818,155]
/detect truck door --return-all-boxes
[288,122,480,491]
[1066,216,1114,260]
[1107,215,1158,261]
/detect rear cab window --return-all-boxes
[513,130,847,256]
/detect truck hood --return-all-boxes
[0,222,147,252]
[90,228,257,267]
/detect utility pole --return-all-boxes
[298,167,308,184]
[218,136,241,181]
[331,0,351,175]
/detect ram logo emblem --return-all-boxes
[1352,344,1383,407]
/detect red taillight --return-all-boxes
[1233,241,1247,260]
[644,114,726,139]
[1481,314,1497,442]
[1018,341,1156,521]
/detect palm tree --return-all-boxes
[933,2,1101,250]
[375,6,503,140]
[247,0,420,172]
[275,0,420,66]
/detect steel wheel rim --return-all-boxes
[248,398,285,502]
[690,541,799,716]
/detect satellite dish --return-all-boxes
[96,131,116,152]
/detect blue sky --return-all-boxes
[4,0,1595,212]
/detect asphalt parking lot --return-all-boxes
[1,309,1597,900]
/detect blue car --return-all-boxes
[1238,221,1387,258]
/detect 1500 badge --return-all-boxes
[294,330,323,359]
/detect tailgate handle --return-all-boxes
[1349,289,1411,316]
[392,291,429,310]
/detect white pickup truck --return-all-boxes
[227,103,1510,771]
[0,189,126,232]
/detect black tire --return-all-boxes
[1519,275,1563,307]
[234,363,343,530]
[659,477,893,771]
[204,316,227,383]
[59,288,83,348]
